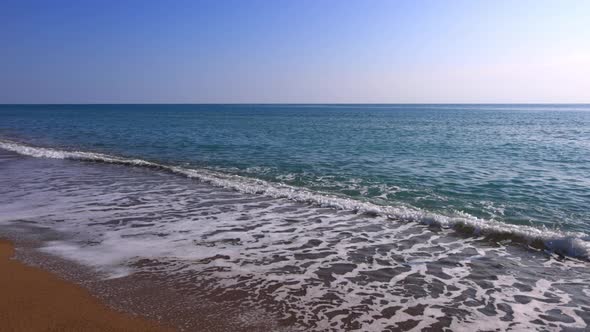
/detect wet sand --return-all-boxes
[0,240,173,332]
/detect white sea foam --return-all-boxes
[1,138,589,259]
[3,142,590,330]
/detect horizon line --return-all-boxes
[2,103,590,106]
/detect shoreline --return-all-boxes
[1,147,588,331]
[1,231,293,332]
[0,239,174,332]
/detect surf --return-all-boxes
[1,138,588,260]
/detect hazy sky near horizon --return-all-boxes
[1,0,589,103]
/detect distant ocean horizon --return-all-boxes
[1,103,590,330]
[2,103,590,106]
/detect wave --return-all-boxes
[1,138,589,260]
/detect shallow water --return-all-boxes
[1,149,589,331]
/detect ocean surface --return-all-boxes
[1,104,590,331]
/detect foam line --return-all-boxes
[1,138,588,259]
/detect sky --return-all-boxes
[1,0,589,104]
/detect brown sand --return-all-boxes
[0,240,174,332]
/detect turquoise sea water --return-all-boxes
[2,104,590,330]
[2,104,589,234]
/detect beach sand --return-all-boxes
[0,240,173,332]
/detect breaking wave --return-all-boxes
[1,138,589,259]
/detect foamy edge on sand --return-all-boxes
[2,138,588,259]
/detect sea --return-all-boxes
[1,104,589,331]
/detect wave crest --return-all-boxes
[1,138,588,259]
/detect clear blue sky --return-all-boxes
[1,0,589,103]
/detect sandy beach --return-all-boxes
[0,239,173,332]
